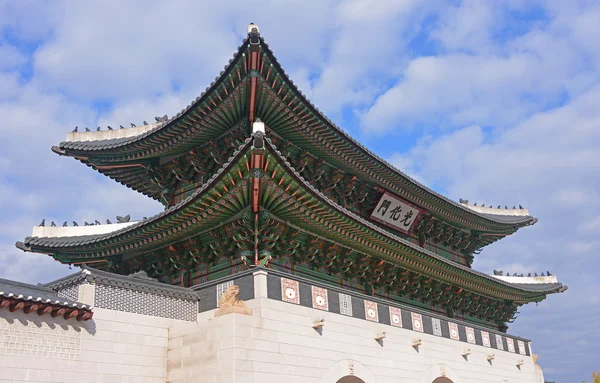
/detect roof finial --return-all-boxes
[248,22,260,35]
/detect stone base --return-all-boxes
[214,305,252,317]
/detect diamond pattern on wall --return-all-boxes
[311,286,329,311]
[507,338,516,353]
[481,331,491,347]
[339,293,352,316]
[281,278,300,304]
[518,340,527,355]
[57,284,80,302]
[465,326,476,344]
[364,300,379,322]
[432,317,442,336]
[448,322,460,340]
[495,334,504,351]
[411,312,424,332]
[389,307,402,327]
[94,284,196,321]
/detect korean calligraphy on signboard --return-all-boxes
[370,192,421,234]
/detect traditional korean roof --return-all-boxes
[0,277,93,321]
[49,26,535,235]
[46,266,198,301]
[17,135,566,305]
[15,24,565,329]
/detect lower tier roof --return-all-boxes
[16,135,566,308]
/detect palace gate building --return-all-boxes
[2,24,566,383]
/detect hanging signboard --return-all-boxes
[370,192,421,234]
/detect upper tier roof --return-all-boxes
[51,27,535,235]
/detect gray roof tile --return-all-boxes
[0,278,90,309]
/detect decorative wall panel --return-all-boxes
[0,317,81,360]
[389,307,402,327]
[311,286,329,311]
[411,312,424,332]
[94,284,197,321]
[339,293,353,316]
[281,278,300,305]
[364,300,379,322]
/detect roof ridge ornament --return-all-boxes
[247,22,260,35]
[248,23,260,45]
[459,200,530,216]
[252,119,265,149]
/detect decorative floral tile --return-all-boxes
[411,312,424,332]
[389,307,402,327]
[495,334,504,351]
[465,326,476,344]
[481,331,491,347]
[311,286,329,311]
[507,338,515,353]
[432,317,442,336]
[339,293,352,316]
[517,340,527,355]
[448,322,460,340]
[281,278,299,304]
[364,300,379,322]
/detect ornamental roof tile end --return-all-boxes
[0,277,91,311]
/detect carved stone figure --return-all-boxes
[214,285,252,317]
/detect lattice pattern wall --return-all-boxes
[94,284,197,321]
[57,283,80,301]
[0,316,81,360]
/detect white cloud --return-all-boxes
[360,0,600,134]
[429,0,497,54]
[0,44,27,70]
[28,1,341,102]
[578,217,600,233]
[388,82,600,381]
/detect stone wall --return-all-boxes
[167,270,544,383]
[0,307,189,383]
[0,269,546,383]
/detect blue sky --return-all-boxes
[1,1,599,381]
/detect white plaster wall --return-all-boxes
[0,307,192,383]
[175,297,543,383]
[0,281,546,383]
[167,310,235,383]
